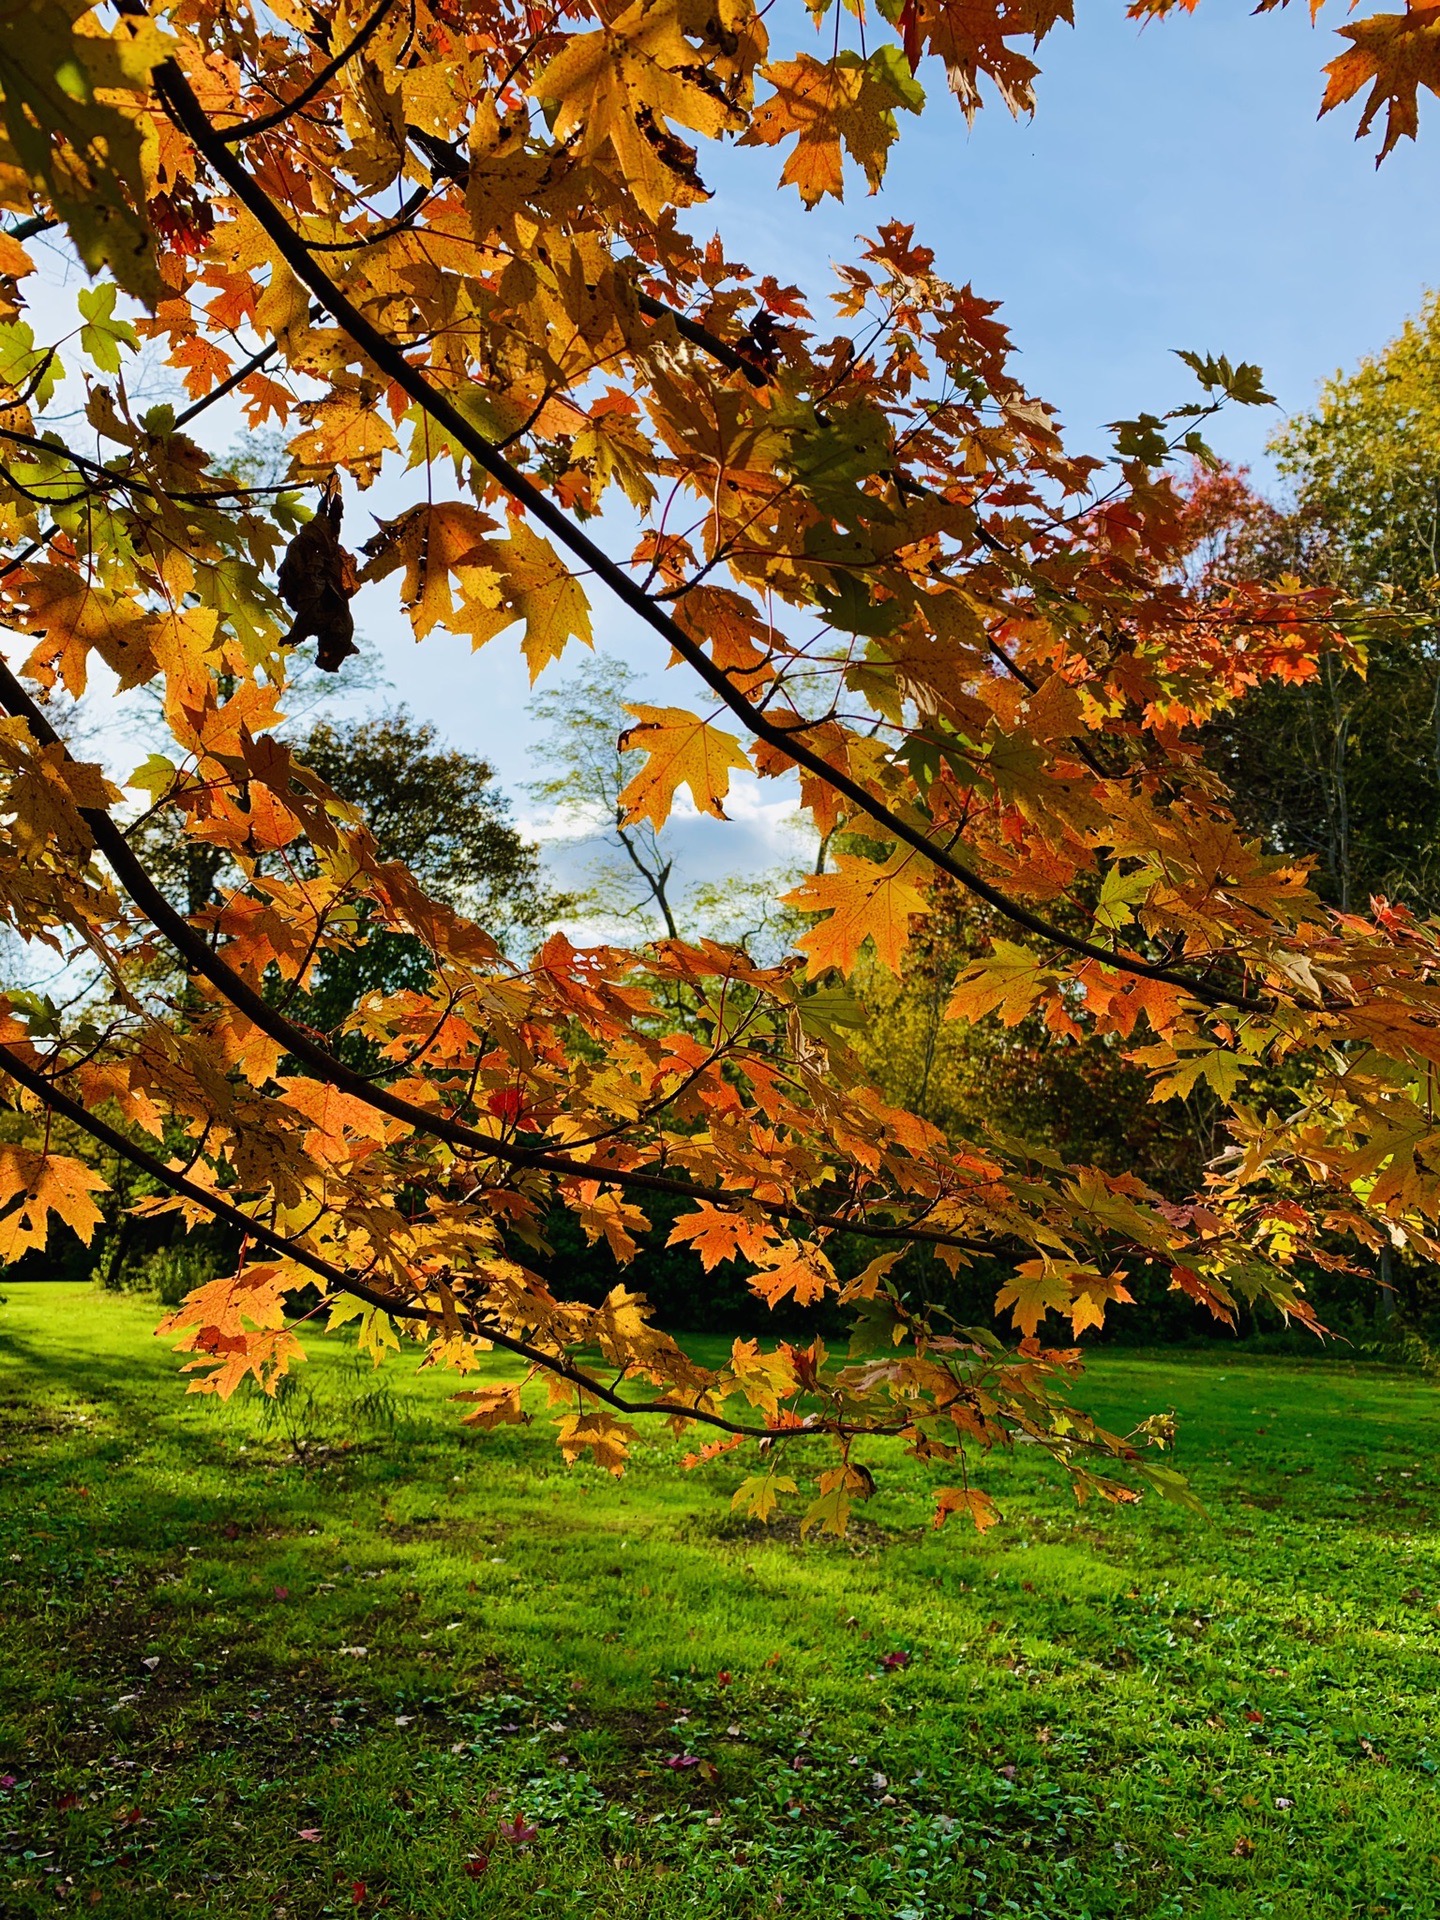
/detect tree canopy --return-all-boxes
[2,0,1439,1537]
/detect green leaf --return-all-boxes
[6,987,60,1037]
[847,1293,904,1356]
[1108,413,1170,465]
[866,42,925,113]
[0,319,59,407]
[812,572,903,638]
[1177,430,1219,469]
[128,753,178,802]
[0,3,168,302]
[1174,349,1276,408]
[77,282,138,374]
[796,987,868,1051]
[1149,1048,1246,1105]
[1093,864,1153,932]
[783,401,892,512]
[1133,1460,1210,1520]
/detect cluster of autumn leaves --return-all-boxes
[0,0,1436,1536]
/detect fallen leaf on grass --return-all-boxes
[297,1828,322,1842]
[464,1855,489,1878]
[497,1816,538,1845]
[879,1650,912,1670]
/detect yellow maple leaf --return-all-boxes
[993,1259,1076,1338]
[452,1382,529,1430]
[726,1337,799,1416]
[290,387,398,488]
[946,939,1053,1025]
[556,1406,639,1475]
[618,705,752,829]
[731,1471,797,1522]
[1,739,121,863]
[0,1147,106,1262]
[750,1240,836,1307]
[1066,1268,1135,1335]
[783,851,932,978]
[491,516,593,681]
[1146,1046,1246,1105]
[800,1461,874,1538]
[326,1294,402,1365]
[536,0,742,220]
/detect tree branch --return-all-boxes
[173,339,280,429]
[213,0,399,145]
[0,1041,917,1443]
[0,657,997,1258]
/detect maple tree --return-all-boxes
[0,0,1436,1540]
[1200,298,1440,920]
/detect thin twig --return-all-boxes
[215,0,399,145]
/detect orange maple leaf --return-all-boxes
[1322,3,1440,160]
[158,1263,304,1399]
[275,1077,391,1165]
[745,50,922,206]
[359,502,498,641]
[932,1485,1000,1531]
[667,1203,776,1271]
[784,852,932,978]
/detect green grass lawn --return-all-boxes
[2,1283,1439,1919]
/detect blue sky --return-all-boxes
[786,0,1440,472]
